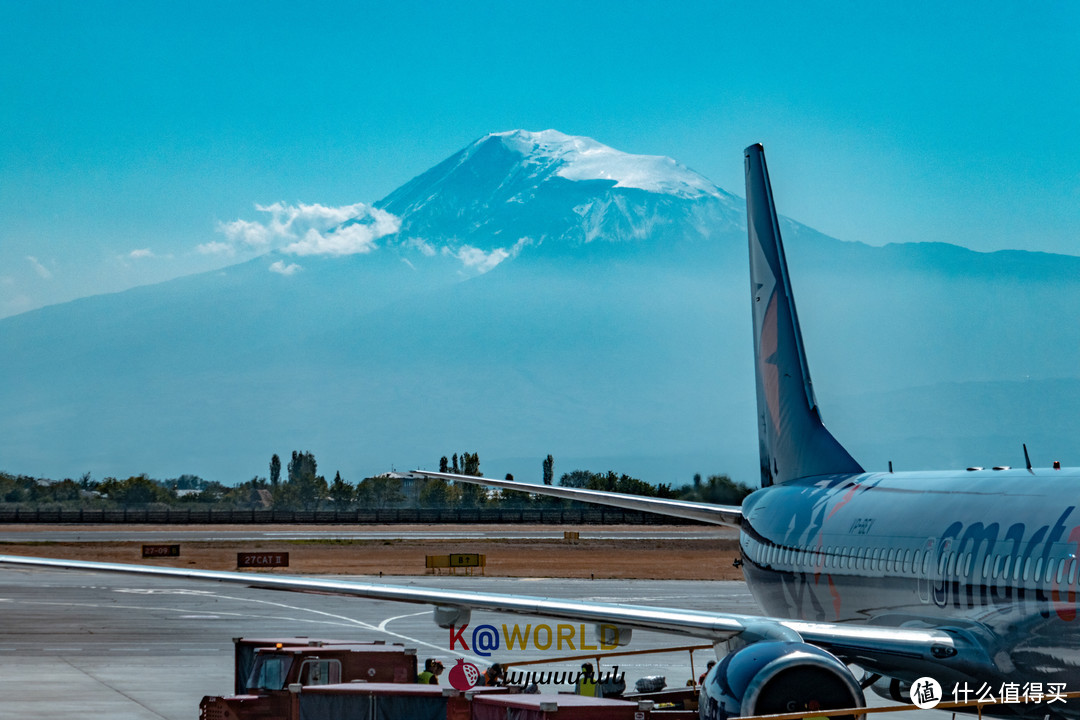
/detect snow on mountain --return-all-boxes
[379,130,744,261]
[488,129,723,198]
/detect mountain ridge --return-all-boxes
[2,130,1078,485]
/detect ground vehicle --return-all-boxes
[200,637,417,720]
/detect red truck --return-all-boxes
[200,637,417,720]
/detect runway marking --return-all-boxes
[199,590,489,665]
[377,610,432,632]
[114,588,217,595]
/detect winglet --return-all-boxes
[745,144,863,486]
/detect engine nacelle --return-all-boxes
[700,641,865,720]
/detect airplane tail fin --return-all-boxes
[744,144,863,486]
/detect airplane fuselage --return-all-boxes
[740,467,1080,690]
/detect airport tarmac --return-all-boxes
[0,565,750,719]
[0,534,952,720]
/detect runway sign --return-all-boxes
[142,544,180,558]
[449,553,485,568]
[237,552,289,568]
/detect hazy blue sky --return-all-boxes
[2,1,1077,317]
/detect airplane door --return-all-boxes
[917,537,935,604]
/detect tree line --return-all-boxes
[0,452,751,510]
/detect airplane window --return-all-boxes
[992,555,1001,579]
[904,549,912,573]
[982,554,992,579]
[1056,559,1065,585]
[922,551,931,576]
[1002,556,1012,580]
[939,553,949,576]
[963,553,972,577]
[947,553,957,577]
[1035,558,1044,583]
[911,550,920,574]
[1069,558,1077,585]
[886,549,896,573]
[1023,558,1032,582]
[872,548,881,571]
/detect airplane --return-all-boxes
[3,143,1077,720]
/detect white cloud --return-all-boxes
[444,237,532,274]
[26,256,52,280]
[452,245,510,273]
[214,202,400,258]
[197,241,235,255]
[405,237,438,257]
[269,260,302,276]
[129,248,154,259]
[219,218,273,248]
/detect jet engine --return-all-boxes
[700,641,865,720]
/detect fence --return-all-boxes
[0,507,705,525]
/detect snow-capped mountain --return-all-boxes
[1,131,1078,486]
[380,130,744,261]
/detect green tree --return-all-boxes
[98,475,172,506]
[270,454,281,488]
[329,471,354,510]
[542,455,554,486]
[418,477,452,508]
[358,475,406,509]
[461,452,481,477]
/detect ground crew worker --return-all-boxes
[483,662,504,686]
[575,662,601,697]
[418,658,443,684]
[698,660,716,685]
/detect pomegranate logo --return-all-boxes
[448,658,481,691]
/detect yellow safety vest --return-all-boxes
[576,678,598,696]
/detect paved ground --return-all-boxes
[0,566,751,719]
[0,525,952,720]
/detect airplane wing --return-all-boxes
[404,470,743,528]
[0,553,988,682]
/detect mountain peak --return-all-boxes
[472,129,722,199]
